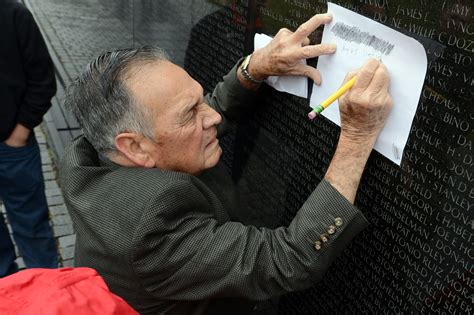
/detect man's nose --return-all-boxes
[202,104,222,129]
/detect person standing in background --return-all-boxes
[0,0,58,277]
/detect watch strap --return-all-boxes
[240,54,264,84]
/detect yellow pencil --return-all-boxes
[308,76,357,120]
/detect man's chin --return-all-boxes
[193,146,222,175]
[211,145,223,164]
[205,145,223,169]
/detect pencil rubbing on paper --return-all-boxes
[331,22,395,56]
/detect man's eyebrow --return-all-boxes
[179,83,204,116]
[180,95,200,115]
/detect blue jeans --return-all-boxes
[0,134,58,277]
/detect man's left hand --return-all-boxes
[248,13,336,85]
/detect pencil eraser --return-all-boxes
[308,112,317,120]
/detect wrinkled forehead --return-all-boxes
[125,61,200,114]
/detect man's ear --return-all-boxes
[114,133,157,168]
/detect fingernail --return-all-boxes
[329,44,337,52]
[326,13,333,18]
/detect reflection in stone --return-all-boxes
[132,0,219,66]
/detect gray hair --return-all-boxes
[64,46,170,154]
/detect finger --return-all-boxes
[369,62,390,92]
[339,70,358,102]
[274,27,293,41]
[301,37,310,47]
[296,43,336,59]
[292,13,332,42]
[340,70,358,86]
[352,58,380,90]
[291,64,322,85]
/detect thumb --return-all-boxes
[338,70,358,105]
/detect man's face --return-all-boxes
[128,61,222,174]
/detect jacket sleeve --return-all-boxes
[204,59,259,137]
[131,178,368,301]
[14,6,56,130]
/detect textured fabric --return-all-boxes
[0,267,138,314]
[0,0,56,141]
[60,63,369,314]
[0,134,58,277]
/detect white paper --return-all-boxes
[254,33,307,98]
[311,2,427,165]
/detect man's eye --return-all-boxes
[186,107,198,121]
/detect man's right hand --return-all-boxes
[324,58,392,204]
[4,123,31,148]
[338,58,393,144]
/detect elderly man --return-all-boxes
[61,13,392,315]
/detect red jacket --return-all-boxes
[0,268,138,315]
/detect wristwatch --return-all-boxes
[240,54,264,84]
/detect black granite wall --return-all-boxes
[135,0,473,313]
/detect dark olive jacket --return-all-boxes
[60,63,368,315]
